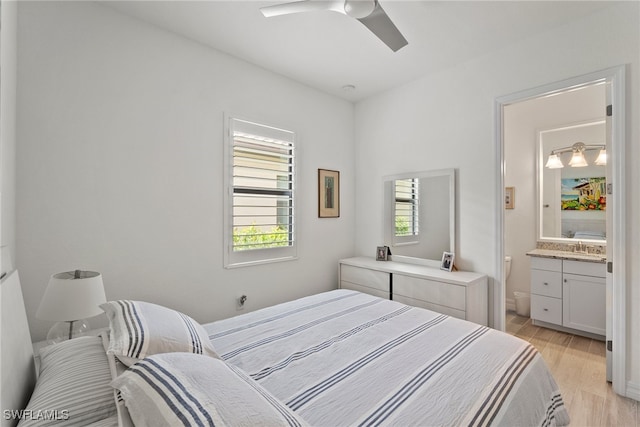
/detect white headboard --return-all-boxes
[1,270,36,427]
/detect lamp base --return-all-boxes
[45,320,90,345]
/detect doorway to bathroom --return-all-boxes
[504,84,606,322]
[495,66,626,396]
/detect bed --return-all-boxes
[3,273,570,426]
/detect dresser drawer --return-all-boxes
[340,264,390,293]
[531,295,562,325]
[340,281,390,300]
[393,274,465,311]
[530,269,562,298]
[393,294,465,320]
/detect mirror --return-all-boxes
[538,120,606,243]
[383,169,455,263]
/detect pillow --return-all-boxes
[111,353,308,427]
[17,336,117,426]
[101,300,218,366]
[573,230,605,240]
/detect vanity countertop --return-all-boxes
[526,248,606,263]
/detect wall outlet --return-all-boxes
[236,294,247,311]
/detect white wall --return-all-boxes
[1,0,17,270]
[0,0,18,421]
[16,1,355,342]
[353,2,639,395]
[503,85,604,310]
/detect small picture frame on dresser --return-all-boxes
[440,252,455,272]
[376,246,389,261]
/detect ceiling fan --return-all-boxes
[260,0,408,52]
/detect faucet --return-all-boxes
[574,241,592,254]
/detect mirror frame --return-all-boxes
[383,168,456,266]
[536,121,607,245]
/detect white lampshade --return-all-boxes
[545,154,564,169]
[568,150,588,167]
[36,270,106,322]
[594,148,607,166]
[37,270,106,344]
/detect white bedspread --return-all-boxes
[205,290,569,426]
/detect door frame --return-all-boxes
[494,65,627,396]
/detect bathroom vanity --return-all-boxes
[527,249,606,338]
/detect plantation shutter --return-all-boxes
[395,178,419,237]
[231,118,295,253]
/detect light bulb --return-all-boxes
[545,154,564,169]
[568,150,588,167]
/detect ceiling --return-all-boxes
[101,1,616,102]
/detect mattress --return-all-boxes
[206,289,570,426]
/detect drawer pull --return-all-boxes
[543,282,549,286]
[543,308,549,311]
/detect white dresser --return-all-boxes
[339,257,488,326]
[529,255,606,337]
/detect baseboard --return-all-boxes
[626,380,640,401]
[531,319,605,341]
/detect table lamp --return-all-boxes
[36,270,107,344]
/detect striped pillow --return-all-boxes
[18,336,117,426]
[111,353,307,427]
[101,300,218,366]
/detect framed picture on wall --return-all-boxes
[318,169,340,218]
[440,252,455,272]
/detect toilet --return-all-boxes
[507,255,531,317]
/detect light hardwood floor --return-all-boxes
[506,312,638,426]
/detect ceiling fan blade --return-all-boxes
[357,2,408,52]
[260,1,344,18]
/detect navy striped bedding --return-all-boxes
[18,336,117,427]
[111,352,308,427]
[101,300,218,366]
[205,290,570,426]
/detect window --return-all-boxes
[224,116,296,267]
[394,178,419,242]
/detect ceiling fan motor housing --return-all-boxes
[344,0,377,19]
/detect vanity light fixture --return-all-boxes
[545,142,606,169]
[544,154,564,169]
[594,148,607,166]
[568,144,589,167]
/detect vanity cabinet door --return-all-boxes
[562,273,605,336]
